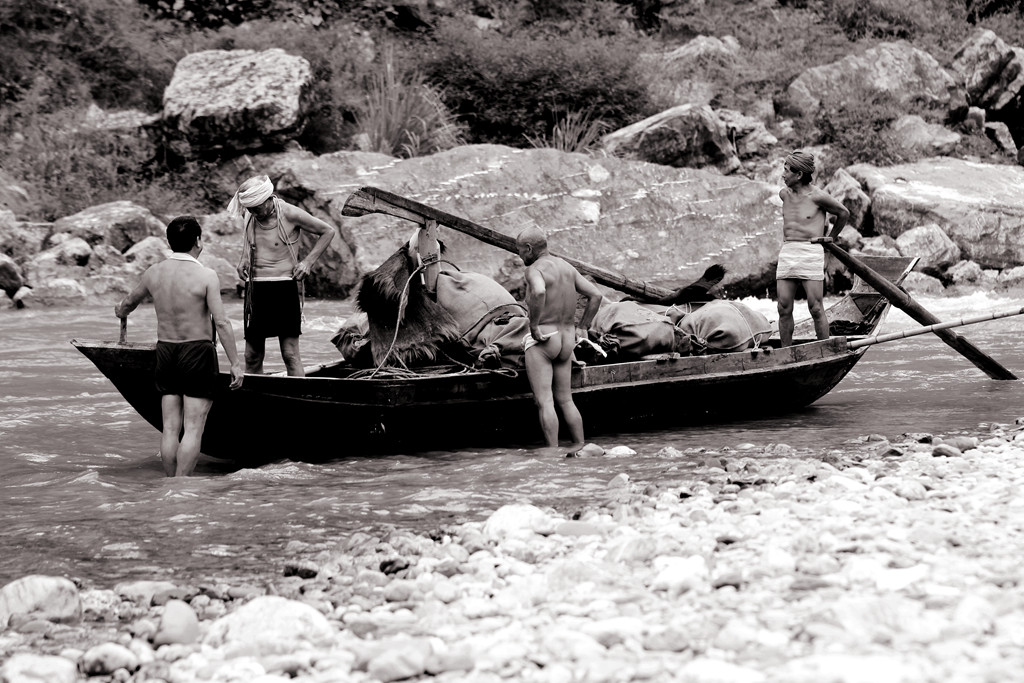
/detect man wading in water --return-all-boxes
[517,227,603,451]
[230,175,337,377]
[115,216,244,476]
[776,150,850,346]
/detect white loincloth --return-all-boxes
[776,241,824,281]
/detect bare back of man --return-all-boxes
[118,230,243,477]
[518,229,603,449]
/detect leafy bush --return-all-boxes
[422,22,655,146]
[0,0,174,111]
[824,0,929,40]
[812,89,911,178]
[353,47,465,158]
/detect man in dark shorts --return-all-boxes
[229,175,337,376]
[116,216,244,476]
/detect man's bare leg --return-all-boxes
[280,336,304,377]
[804,280,830,340]
[525,347,559,447]
[175,396,213,476]
[552,356,584,446]
[776,279,798,347]
[159,395,183,476]
[245,337,266,374]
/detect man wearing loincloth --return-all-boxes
[517,227,603,449]
[230,175,337,376]
[777,150,850,346]
[115,216,244,476]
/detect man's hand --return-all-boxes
[237,262,249,281]
[810,236,834,245]
[113,302,128,319]
[228,361,244,390]
[292,260,311,280]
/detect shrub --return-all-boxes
[0,0,174,111]
[422,22,655,146]
[524,108,610,153]
[812,89,911,178]
[823,0,943,41]
[353,46,465,158]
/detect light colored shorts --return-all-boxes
[776,241,824,281]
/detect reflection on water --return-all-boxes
[1,294,1023,587]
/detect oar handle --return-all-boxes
[119,318,127,343]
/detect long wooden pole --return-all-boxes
[822,241,1017,379]
[342,186,676,301]
[849,306,1024,349]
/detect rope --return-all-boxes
[365,259,521,380]
[367,263,428,378]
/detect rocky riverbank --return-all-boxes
[4,422,1024,683]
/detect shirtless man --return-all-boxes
[115,216,244,476]
[230,175,337,376]
[777,150,850,346]
[516,227,603,448]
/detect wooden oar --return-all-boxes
[849,306,1024,349]
[119,318,127,343]
[342,186,676,301]
[822,241,1017,380]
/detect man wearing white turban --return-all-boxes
[776,150,850,346]
[231,175,337,376]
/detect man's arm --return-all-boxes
[114,272,150,319]
[813,189,850,240]
[574,271,604,332]
[286,204,337,280]
[524,266,547,339]
[205,270,244,389]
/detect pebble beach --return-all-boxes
[4,422,1024,683]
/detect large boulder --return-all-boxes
[0,214,51,264]
[161,48,313,156]
[602,104,741,174]
[264,144,785,296]
[640,35,742,108]
[894,223,961,275]
[716,108,778,160]
[886,115,960,157]
[823,169,871,232]
[951,28,1024,113]
[0,169,33,218]
[848,158,1024,268]
[49,201,166,253]
[783,42,966,119]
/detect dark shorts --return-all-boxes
[154,340,218,399]
[245,279,301,341]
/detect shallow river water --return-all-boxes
[2,293,1022,589]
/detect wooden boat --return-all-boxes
[71,190,918,463]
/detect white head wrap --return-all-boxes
[227,175,274,220]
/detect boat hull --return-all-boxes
[71,337,865,462]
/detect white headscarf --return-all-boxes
[227,175,274,220]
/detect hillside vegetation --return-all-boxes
[2,0,1023,221]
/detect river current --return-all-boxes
[1,294,1022,589]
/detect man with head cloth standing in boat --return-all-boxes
[115,216,244,476]
[516,226,604,450]
[230,175,337,377]
[776,150,850,346]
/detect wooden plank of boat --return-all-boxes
[822,241,1016,380]
[342,186,677,302]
